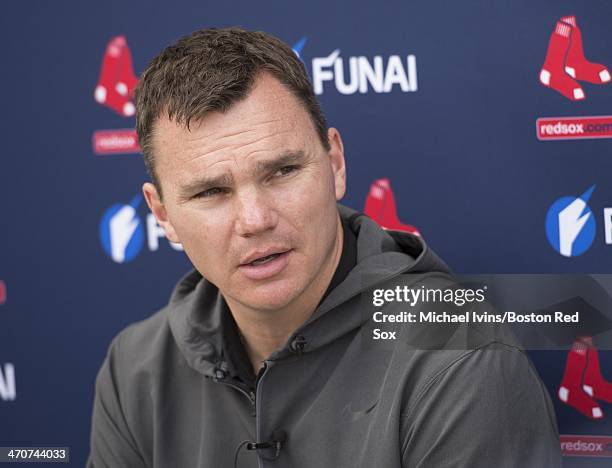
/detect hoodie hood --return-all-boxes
[167,204,451,379]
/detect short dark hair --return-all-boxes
[135,27,330,194]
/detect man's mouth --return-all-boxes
[238,249,292,280]
[240,247,291,266]
[249,253,282,266]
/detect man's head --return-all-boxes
[136,28,346,312]
[136,28,331,194]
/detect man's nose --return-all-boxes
[233,187,278,237]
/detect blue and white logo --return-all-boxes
[99,195,145,263]
[292,37,307,59]
[545,185,596,257]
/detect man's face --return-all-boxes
[143,72,346,312]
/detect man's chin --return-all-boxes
[230,282,299,312]
[245,294,296,312]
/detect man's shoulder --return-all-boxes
[402,341,544,418]
[415,341,534,385]
[107,270,203,366]
[399,342,560,466]
[104,304,177,376]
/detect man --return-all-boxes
[87,28,561,467]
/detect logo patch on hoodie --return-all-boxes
[342,400,379,422]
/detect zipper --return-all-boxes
[255,361,270,468]
[214,376,257,468]
[217,379,256,406]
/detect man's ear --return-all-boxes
[327,127,346,201]
[142,182,180,243]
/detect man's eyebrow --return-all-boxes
[254,150,309,173]
[179,151,309,197]
[179,173,234,197]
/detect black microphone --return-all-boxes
[246,430,287,459]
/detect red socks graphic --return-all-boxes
[558,337,612,419]
[560,16,611,85]
[94,36,138,117]
[540,22,584,101]
[364,178,420,236]
[558,340,602,419]
[540,16,610,101]
[582,341,612,404]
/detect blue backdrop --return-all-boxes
[1,0,612,466]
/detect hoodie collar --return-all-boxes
[168,204,451,378]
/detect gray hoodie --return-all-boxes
[87,205,561,467]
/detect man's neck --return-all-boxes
[228,215,344,374]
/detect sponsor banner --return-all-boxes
[292,38,418,96]
[310,49,418,95]
[92,129,140,155]
[560,435,612,457]
[536,116,612,141]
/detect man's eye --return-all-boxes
[195,187,226,198]
[274,165,300,177]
